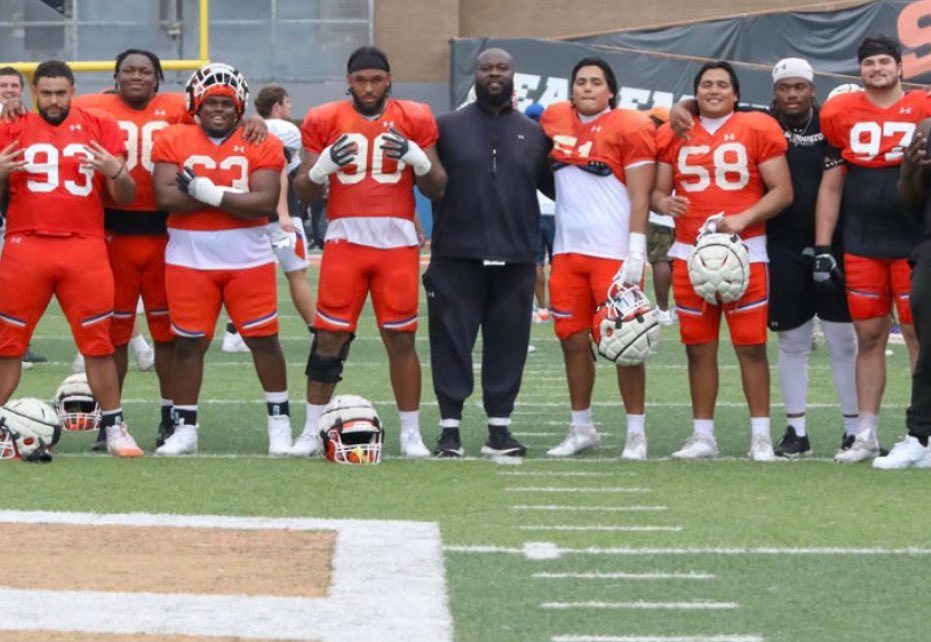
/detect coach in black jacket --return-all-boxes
[425,47,553,459]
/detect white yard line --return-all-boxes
[443,542,931,558]
[520,525,682,533]
[0,510,452,642]
[512,505,668,512]
[551,636,764,642]
[542,601,737,610]
[505,487,652,493]
[497,471,621,477]
[533,571,715,580]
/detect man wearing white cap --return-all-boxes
[766,57,859,459]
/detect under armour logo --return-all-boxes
[382,120,395,129]
[723,133,736,141]
[591,125,602,133]
[233,145,245,152]
[153,109,167,116]
[426,290,436,299]
[517,134,525,140]
[900,107,913,114]
[69,124,82,131]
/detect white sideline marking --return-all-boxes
[534,571,715,580]
[520,525,682,533]
[497,471,620,477]
[542,601,738,610]
[524,542,562,560]
[512,505,668,512]
[0,510,452,642]
[506,487,651,493]
[550,635,766,642]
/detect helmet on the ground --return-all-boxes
[319,395,383,464]
[54,373,100,432]
[0,398,61,461]
[185,62,249,116]
[592,282,661,366]
[687,232,750,304]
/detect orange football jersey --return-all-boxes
[540,102,656,183]
[820,90,931,168]
[656,111,788,245]
[151,124,285,231]
[73,92,191,211]
[0,108,126,238]
[300,99,438,221]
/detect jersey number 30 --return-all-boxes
[335,133,404,185]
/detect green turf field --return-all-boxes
[2,264,926,642]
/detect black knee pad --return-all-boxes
[306,332,354,383]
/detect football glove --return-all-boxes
[813,245,844,285]
[176,167,224,208]
[618,232,646,286]
[380,127,432,176]
[309,134,356,185]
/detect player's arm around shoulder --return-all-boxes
[899,117,931,208]
[293,103,334,203]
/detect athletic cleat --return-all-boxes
[774,426,811,459]
[834,432,855,459]
[134,344,155,371]
[155,424,198,456]
[481,430,527,458]
[872,435,931,470]
[656,308,677,326]
[221,330,250,353]
[748,435,776,462]
[288,429,323,457]
[833,429,880,463]
[155,419,174,449]
[433,430,464,458]
[547,424,600,457]
[672,433,719,460]
[267,415,293,456]
[400,428,431,458]
[106,423,144,458]
[22,347,47,363]
[90,426,108,452]
[620,432,647,461]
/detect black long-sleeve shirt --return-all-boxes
[431,102,552,264]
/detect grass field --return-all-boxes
[1,263,927,642]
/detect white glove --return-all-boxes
[270,226,297,249]
[381,128,432,176]
[176,167,224,208]
[309,134,356,185]
[698,212,725,236]
[618,232,647,285]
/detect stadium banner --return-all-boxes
[449,1,931,112]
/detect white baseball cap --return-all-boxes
[772,58,814,84]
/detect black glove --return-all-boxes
[176,166,196,193]
[328,134,356,168]
[813,245,844,285]
[380,127,410,160]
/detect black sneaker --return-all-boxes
[22,347,47,363]
[481,429,527,457]
[156,420,175,449]
[774,426,811,458]
[433,430,464,458]
[90,426,108,452]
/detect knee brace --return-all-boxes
[306,332,354,384]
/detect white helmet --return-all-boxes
[0,398,61,462]
[54,373,100,432]
[592,282,661,366]
[185,62,250,116]
[826,83,863,102]
[688,232,750,304]
[319,395,384,465]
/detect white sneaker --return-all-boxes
[106,423,144,458]
[656,309,674,326]
[400,428,431,459]
[20,360,33,370]
[672,433,719,460]
[620,432,647,461]
[748,435,776,462]
[155,424,198,456]
[547,425,601,457]
[221,330,249,353]
[267,416,293,456]
[72,353,86,374]
[834,429,880,463]
[134,344,155,371]
[872,435,931,470]
[289,428,323,457]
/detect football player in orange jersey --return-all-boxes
[815,36,931,463]
[652,61,792,461]
[291,47,447,459]
[151,63,291,456]
[0,60,144,457]
[538,57,656,460]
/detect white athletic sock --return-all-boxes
[304,403,326,435]
[821,320,859,426]
[626,414,645,436]
[130,333,151,354]
[777,320,813,418]
[440,418,460,429]
[488,417,510,427]
[693,418,715,436]
[571,408,593,428]
[843,415,859,436]
[787,415,807,437]
[399,410,420,434]
[751,416,771,438]
[858,412,878,439]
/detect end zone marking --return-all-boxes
[0,510,451,642]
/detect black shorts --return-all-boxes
[767,241,851,331]
[537,215,555,265]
